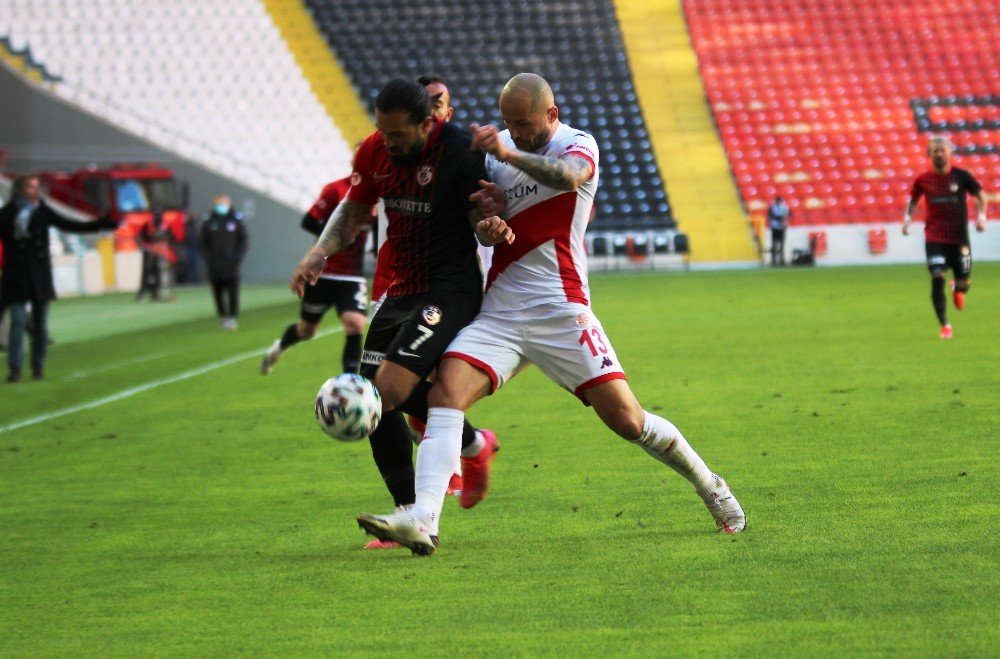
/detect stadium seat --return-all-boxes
[304,0,675,233]
[685,0,999,226]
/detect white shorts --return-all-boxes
[443,302,627,404]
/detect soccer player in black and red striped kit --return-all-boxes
[290,79,513,548]
[903,136,988,339]
[261,176,369,375]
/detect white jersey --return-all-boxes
[483,122,599,312]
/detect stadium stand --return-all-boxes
[0,0,353,209]
[685,0,1000,227]
[303,0,677,240]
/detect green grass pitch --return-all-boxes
[1,264,997,656]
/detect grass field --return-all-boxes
[2,264,997,656]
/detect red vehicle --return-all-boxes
[37,163,188,252]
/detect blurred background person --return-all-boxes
[0,174,116,382]
[767,195,790,266]
[136,203,177,302]
[200,194,248,330]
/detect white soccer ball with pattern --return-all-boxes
[314,373,382,441]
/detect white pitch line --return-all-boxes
[0,328,342,435]
[65,349,182,381]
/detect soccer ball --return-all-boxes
[314,373,382,441]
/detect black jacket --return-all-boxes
[199,210,248,280]
[0,199,114,306]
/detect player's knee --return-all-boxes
[373,378,408,412]
[342,319,365,335]
[427,379,460,409]
[297,322,318,339]
[427,360,489,411]
[595,401,644,440]
[609,409,645,441]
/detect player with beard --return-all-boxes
[356,74,746,555]
[903,136,988,339]
[291,79,513,549]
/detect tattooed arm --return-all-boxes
[470,122,593,191]
[504,152,594,191]
[314,198,371,255]
[291,199,372,297]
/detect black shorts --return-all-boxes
[925,242,972,280]
[361,290,481,380]
[300,278,368,324]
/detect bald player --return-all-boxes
[357,73,746,555]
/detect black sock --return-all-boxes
[931,277,948,326]
[342,333,362,373]
[398,380,480,450]
[279,323,301,350]
[368,410,415,507]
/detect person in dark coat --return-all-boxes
[0,174,116,382]
[199,194,248,330]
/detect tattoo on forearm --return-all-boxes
[509,153,592,190]
[316,199,370,255]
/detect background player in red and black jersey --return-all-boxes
[903,136,988,339]
[262,176,369,374]
[290,79,513,537]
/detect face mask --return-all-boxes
[214,203,230,215]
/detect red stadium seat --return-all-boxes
[687,0,1000,225]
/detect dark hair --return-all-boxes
[376,78,431,125]
[417,74,446,87]
[12,174,38,196]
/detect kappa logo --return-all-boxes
[417,165,434,186]
[422,305,442,325]
[600,357,614,369]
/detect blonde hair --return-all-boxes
[928,135,955,152]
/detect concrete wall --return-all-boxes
[0,62,318,284]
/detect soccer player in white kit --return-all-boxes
[357,73,746,555]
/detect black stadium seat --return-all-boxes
[305,0,676,233]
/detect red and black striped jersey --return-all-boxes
[910,167,982,245]
[348,120,484,297]
[306,176,367,278]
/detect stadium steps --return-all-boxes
[260,0,372,146]
[615,0,757,263]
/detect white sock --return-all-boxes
[634,411,714,494]
[461,431,486,458]
[412,407,464,533]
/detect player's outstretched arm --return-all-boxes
[290,199,371,296]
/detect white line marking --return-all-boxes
[65,349,182,381]
[0,328,342,435]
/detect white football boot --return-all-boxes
[260,340,283,375]
[356,511,438,556]
[699,474,746,533]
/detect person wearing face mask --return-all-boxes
[199,194,248,331]
[0,174,117,382]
